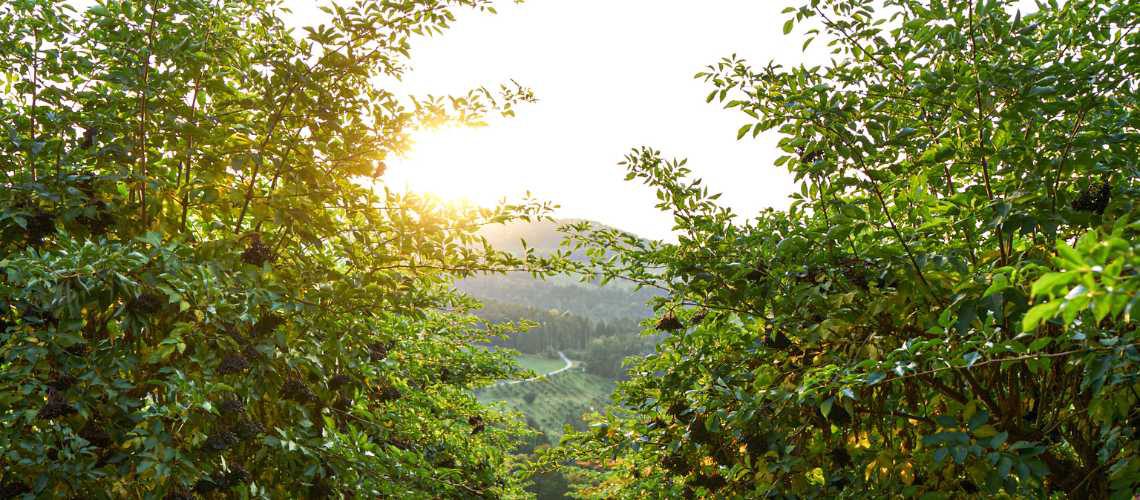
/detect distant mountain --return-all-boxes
[476,218,577,255]
[458,219,657,322]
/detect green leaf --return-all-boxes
[984,274,1010,298]
[1022,302,1060,331]
[737,123,753,140]
[1028,337,1052,351]
[820,397,834,418]
[1031,272,1077,297]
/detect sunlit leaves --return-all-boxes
[558,0,1140,496]
[0,0,549,497]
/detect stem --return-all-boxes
[29,27,39,181]
[233,86,295,234]
[1050,105,1090,211]
[137,0,159,226]
[178,75,203,233]
[965,0,1005,266]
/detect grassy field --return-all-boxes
[477,366,615,443]
[514,354,566,375]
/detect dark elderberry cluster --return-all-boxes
[128,292,165,315]
[328,374,352,390]
[655,311,684,332]
[368,341,393,362]
[25,211,55,247]
[251,313,284,336]
[192,466,250,493]
[691,473,727,491]
[282,378,315,403]
[762,331,792,350]
[48,375,78,392]
[795,145,823,165]
[662,453,691,475]
[0,481,30,498]
[1071,179,1111,215]
[37,391,77,420]
[217,352,250,375]
[241,234,274,266]
[830,446,852,468]
[377,384,401,403]
[745,261,768,283]
[690,309,709,325]
[837,257,873,289]
[233,419,264,440]
[203,430,239,452]
[468,415,485,435]
[79,127,98,149]
[79,422,112,449]
[81,201,115,236]
[218,397,245,415]
[308,482,335,499]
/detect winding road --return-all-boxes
[496,351,575,386]
[544,351,574,378]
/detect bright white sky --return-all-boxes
[291,0,809,240]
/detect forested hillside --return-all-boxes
[457,219,658,321]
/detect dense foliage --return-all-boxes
[0,0,553,497]
[557,0,1140,498]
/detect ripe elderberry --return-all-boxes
[220,466,250,487]
[217,353,250,375]
[377,385,401,403]
[0,481,31,498]
[128,292,165,315]
[469,415,485,435]
[192,479,217,494]
[251,313,284,336]
[1071,179,1111,215]
[655,311,684,332]
[25,211,55,247]
[763,331,792,350]
[233,419,264,440]
[47,375,78,392]
[81,201,115,236]
[37,392,77,420]
[282,378,315,403]
[218,397,245,415]
[368,341,393,362]
[203,430,239,452]
[328,374,352,390]
[79,422,112,449]
[241,234,274,266]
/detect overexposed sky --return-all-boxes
[326,0,808,240]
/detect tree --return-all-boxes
[557,0,1139,498]
[0,0,551,497]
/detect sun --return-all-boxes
[381,125,522,207]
